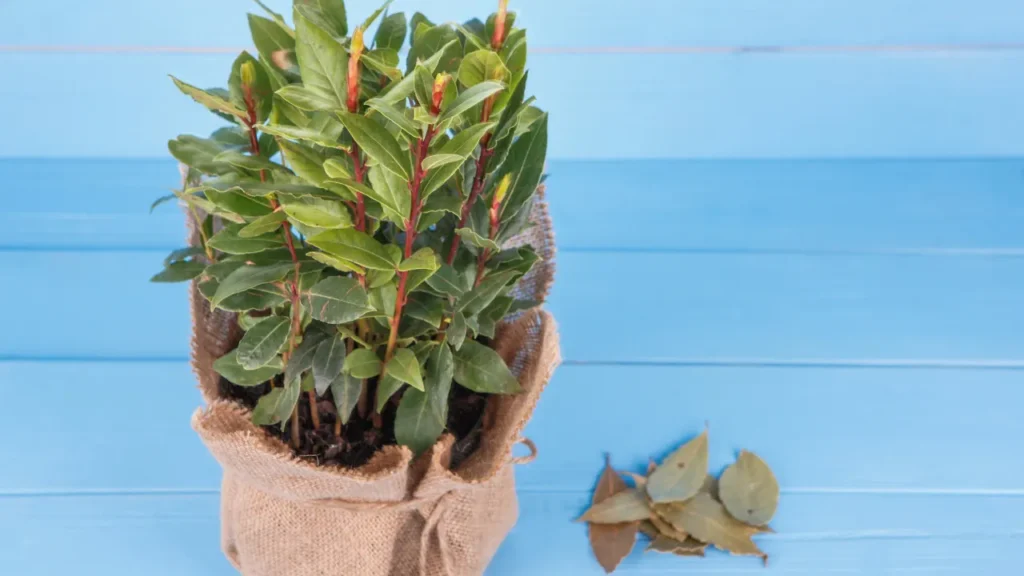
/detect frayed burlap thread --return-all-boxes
[186,183,560,576]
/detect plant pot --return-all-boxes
[187,193,560,575]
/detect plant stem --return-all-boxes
[187,203,216,262]
[446,107,496,265]
[245,85,307,448]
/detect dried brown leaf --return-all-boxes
[718,450,779,526]
[588,456,640,573]
[660,492,767,560]
[579,489,651,524]
[645,535,707,557]
[649,507,690,542]
[701,474,719,500]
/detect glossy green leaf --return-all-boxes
[277,139,328,184]
[718,450,780,526]
[307,276,373,324]
[248,14,296,72]
[238,211,287,238]
[308,229,397,271]
[212,263,294,308]
[150,260,205,283]
[282,196,352,229]
[385,348,424,391]
[497,114,548,222]
[458,50,508,87]
[365,166,411,220]
[295,0,347,36]
[398,247,439,272]
[228,51,273,122]
[308,251,365,274]
[276,85,338,111]
[375,373,404,412]
[294,11,348,110]
[375,11,407,51]
[207,225,283,255]
[337,111,410,179]
[395,345,452,455]
[331,371,363,425]
[285,330,328,385]
[251,377,301,426]
[344,347,383,378]
[237,315,290,369]
[447,311,467,350]
[213,349,283,387]
[425,264,467,298]
[213,150,282,173]
[205,189,275,218]
[377,39,457,104]
[647,431,709,504]
[455,227,500,252]
[312,335,346,395]
[170,76,246,119]
[439,81,504,123]
[578,489,650,524]
[370,282,398,316]
[404,293,443,327]
[258,123,344,149]
[452,339,520,394]
[421,154,463,172]
[365,99,420,138]
[419,121,495,197]
[323,158,353,179]
[457,270,515,315]
[408,24,461,74]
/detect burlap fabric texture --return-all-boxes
[188,187,560,576]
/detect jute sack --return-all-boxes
[188,187,560,576]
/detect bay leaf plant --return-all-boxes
[581,433,780,572]
[151,0,548,462]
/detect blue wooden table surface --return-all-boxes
[4,1,1024,574]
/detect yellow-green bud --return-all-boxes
[240,61,256,88]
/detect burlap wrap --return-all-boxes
[187,186,560,576]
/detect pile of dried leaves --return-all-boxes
[579,431,779,573]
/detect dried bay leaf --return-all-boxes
[588,456,639,574]
[647,431,708,504]
[718,450,779,526]
[666,492,767,560]
[579,489,651,524]
[701,474,719,501]
[646,535,707,557]
[649,507,690,542]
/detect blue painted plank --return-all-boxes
[3,0,1023,48]
[4,52,1024,158]
[3,251,1021,362]
[3,362,1023,493]
[6,158,1024,252]
[2,492,1022,575]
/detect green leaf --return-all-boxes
[408,24,461,74]
[212,263,294,308]
[377,39,458,104]
[249,14,296,73]
[365,99,420,138]
[285,330,328,384]
[370,282,398,316]
[150,194,177,213]
[375,11,407,51]
[237,315,290,369]
[214,349,283,387]
[276,85,338,111]
[375,374,404,412]
[425,264,468,298]
[207,225,283,255]
[718,450,780,526]
[385,348,424,391]
[455,227,500,252]
[344,347,383,378]
[447,311,467,350]
[150,260,205,283]
[229,51,273,122]
[420,154,463,172]
[282,196,352,229]
[308,251,365,275]
[238,211,287,238]
[294,11,348,110]
[168,135,231,174]
[251,377,301,426]
[295,0,347,36]
[452,339,520,394]
[307,276,373,324]
[458,50,508,87]
[258,124,344,149]
[422,191,462,216]
[395,345,452,455]
[457,270,516,315]
[170,76,246,119]
[497,114,548,221]
[398,247,439,272]
[360,0,392,30]
[331,371,363,425]
[163,247,204,266]
[337,111,410,179]
[362,48,402,80]
[323,158,353,179]
[213,150,282,173]
[312,335,346,395]
[196,179,325,198]
[578,489,651,524]
[647,431,709,504]
[206,189,275,218]
[307,229,397,271]
[276,139,328,185]
[404,293,443,328]
[420,121,496,197]
[252,1,292,36]
[655,493,767,559]
[439,81,505,123]
[365,166,411,221]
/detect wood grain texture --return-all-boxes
[3,0,1023,48]
[7,159,1024,252]
[3,52,1024,158]
[2,362,1022,494]
[1,492,1022,575]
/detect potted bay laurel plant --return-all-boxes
[151,1,559,573]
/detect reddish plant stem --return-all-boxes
[244,85,312,444]
[446,135,494,265]
[383,128,436,363]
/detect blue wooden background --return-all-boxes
[3,1,1024,574]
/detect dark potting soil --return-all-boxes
[219,376,490,470]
